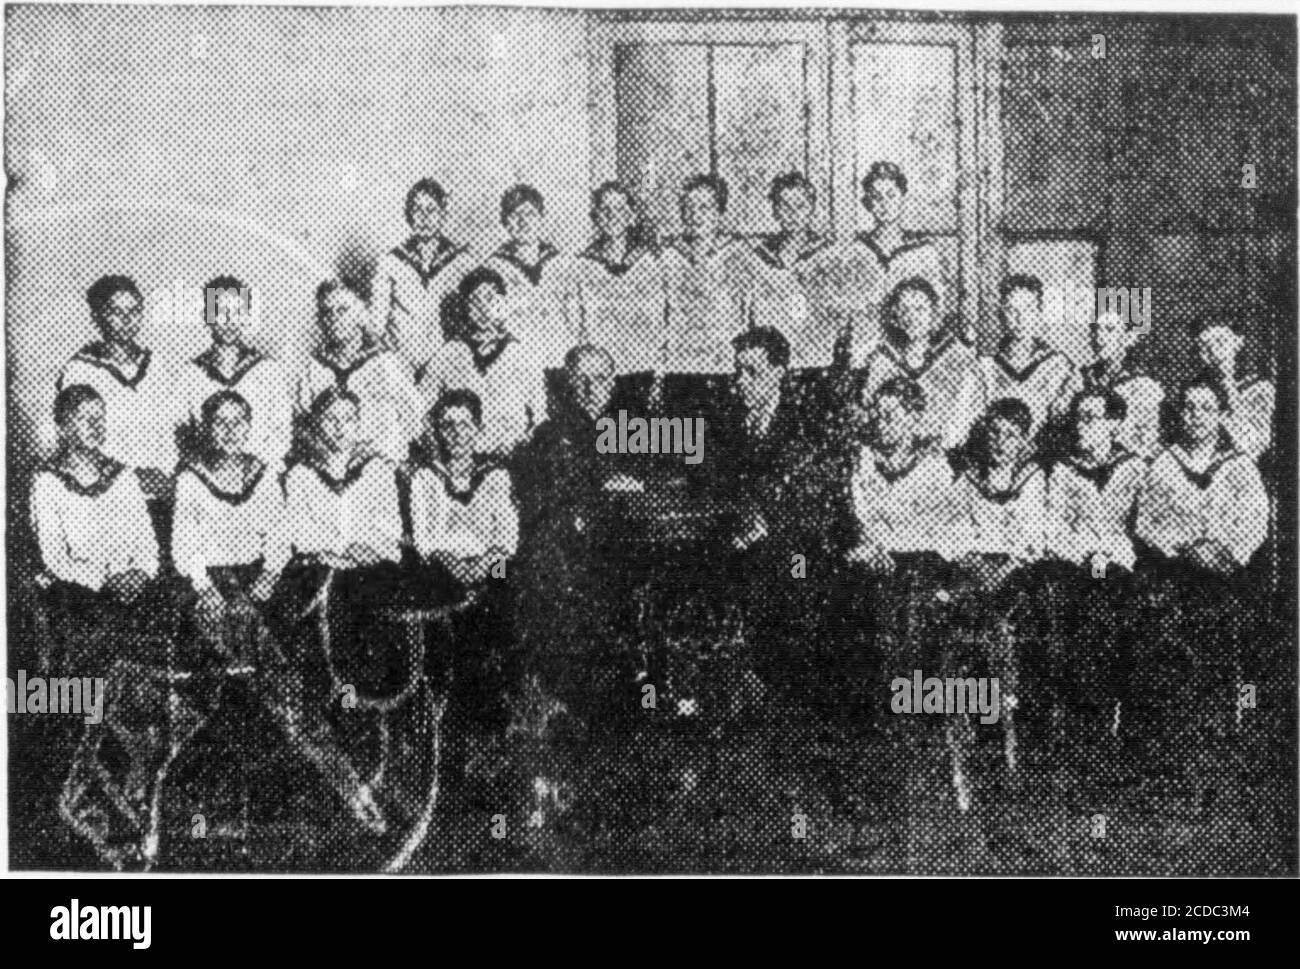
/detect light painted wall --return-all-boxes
[5,5,592,460]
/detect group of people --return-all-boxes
[26,161,1278,859]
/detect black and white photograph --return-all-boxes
[3,0,1296,883]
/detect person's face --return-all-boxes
[433,404,480,459]
[95,289,143,346]
[896,290,936,345]
[872,393,917,451]
[504,202,543,245]
[1074,395,1118,455]
[465,283,507,342]
[864,178,905,227]
[1001,288,1042,342]
[317,398,359,454]
[681,187,720,238]
[318,288,365,347]
[593,190,635,242]
[1092,311,1130,362]
[734,346,783,413]
[986,416,1027,467]
[206,288,249,346]
[64,398,107,452]
[568,352,616,420]
[408,192,446,239]
[1181,386,1223,446]
[772,187,813,236]
[210,400,251,457]
[1197,326,1240,370]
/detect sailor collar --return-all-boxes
[880,331,958,380]
[993,339,1061,383]
[577,240,653,277]
[1167,445,1243,490]
[183,456,268,505]
[40,454,127,498]
[966,459,1041,505]
[866,443,932,486]
[753,231,831,270]
[465,333,515,375]
[853,232,933,269]
[1061,447,1138,491]
[300,452,384,496]
[392,236,469,286]
[313,341,385,389]
[664,233,740,266]
[421,457,503,506]
[192,345,265,387]
[69,342,152,389]
[493,241,561,286]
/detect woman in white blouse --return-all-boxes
[408,388,519,736]
[31,383,162,654]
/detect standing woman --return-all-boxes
[371,179,476,378]
[483,183,576,369]
[839,162,953,370]
[749,172,838,372]
[567,181,665,383]
[295,279,423,464]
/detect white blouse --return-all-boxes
[564,245,666,375]
[1046,451,1146,570]
[950,461,1049,561]
[371,236,477,375]
[57,343,181,474]
[483,241,579,369]
[171,459,291,593]
[408,461,519,561]
[294,345,423,463]
[179,348,294,470]
[31,459,159,591]
[1135,445,1268,567]
[850,446,960,557]
[658,235,757,375]
[283,454,403,564]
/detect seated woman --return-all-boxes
[1042,387,1147,732]
[838,375,962,719]
[280,385,410,834]
[173,389,290,656]
[856,277,978,455]
[942,398,1050,766]
[32,384,175,867]
[1132,377,1269,773]
[31,383,163,658]
[174,388,387,831]
[407,388,519,732]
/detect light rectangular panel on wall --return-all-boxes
[851,41,959,236]
[713,43,808,235]
[614,43,711,239]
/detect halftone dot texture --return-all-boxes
[6,7,1296,873]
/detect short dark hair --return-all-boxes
[590,181,634,220]
[1180,376,1229,413]
[999,274,1044,307]
[316,278,364,308]
[430,388,483,429]
[564,343,614,374]
[405,178,449,223]
[732,326,790,369]
[500,183,545,224]
[204,275,253,313]
[308,385,361,424]
[768,171,815,207]
[681,174,729,215]
[53,384,103,427]
[85,275,142,316]
[862,161,908,197]
[874,376,928,414]
[458,267,508,301]
[1071,386,1127,422]
[200,389,253,429]
[983,397,1034,436]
